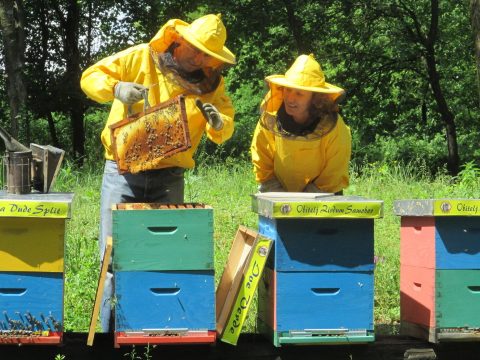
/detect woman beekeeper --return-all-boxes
[251,54,351,194]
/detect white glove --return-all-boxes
[196,99,224,130]
[303,183,322,193]
[259,177,286,192]
[114,82,147,105]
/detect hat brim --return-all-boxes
[176,24,236,65]
[266,75,344,95]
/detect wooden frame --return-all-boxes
[216,226,273,345]
[109,95,191,174]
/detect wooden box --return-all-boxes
[259,268,374,331]
[0,272,63,331]
[401,265,480,342]
[401,216,480,269]
[115,270,214,332]
[112,203,213,271]
[259,216,374,272]
[0,217,65,272]
[215,226,272,345]
[258,268,374,346]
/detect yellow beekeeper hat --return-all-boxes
[175,13,236,65]
[266,54,344,98]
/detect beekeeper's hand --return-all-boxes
[259,177,285,193]
[114,82,147,105]
[196,99,224,131]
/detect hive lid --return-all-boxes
[394,199,480,216]
[252,193,383,219]
[0,191,74,218]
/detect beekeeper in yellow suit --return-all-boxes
[80,14,235,332]
[251,54,351,194]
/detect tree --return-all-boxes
[472,0,480,105]
[395,0,459,174]
[0,0,26,139]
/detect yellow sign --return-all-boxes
[434,200,480,216]
[0,200,70,218]
[271,201,383,218]
[221,237,272,345]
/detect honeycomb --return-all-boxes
[110,95,191,174]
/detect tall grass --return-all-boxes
[57,160,480,333]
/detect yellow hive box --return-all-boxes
[0,193,73,272]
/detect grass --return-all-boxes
[54,159,480,334]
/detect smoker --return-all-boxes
[0,126,64,194]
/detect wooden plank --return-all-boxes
[0,331,62,345]
[114,203,206,210]
[87,236,112,346]
[114,331,216,346]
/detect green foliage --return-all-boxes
[351,133,449,174]
[124,344,157,360]
[0,0,478,172]
[448,161,480,197]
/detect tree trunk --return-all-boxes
[283,0,310,54]
[472,0,480,106]
[52,0,85,163]
[424,0,459,175]
[37,0,59,147]
[0,0,27,138]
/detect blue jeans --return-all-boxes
[99,160,184,332]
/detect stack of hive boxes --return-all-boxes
[253,193,383,346]
[395,199,480,342]
[112,203,216,345]
[0,192,73,344]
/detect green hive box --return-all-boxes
[112,203,214,271]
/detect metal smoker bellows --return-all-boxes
[0,125,65,194]
[4,150,33,194]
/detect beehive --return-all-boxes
[252,193,383,346]
[0,192,73,345]
[111,203,216,346]
[395,199,480,342]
